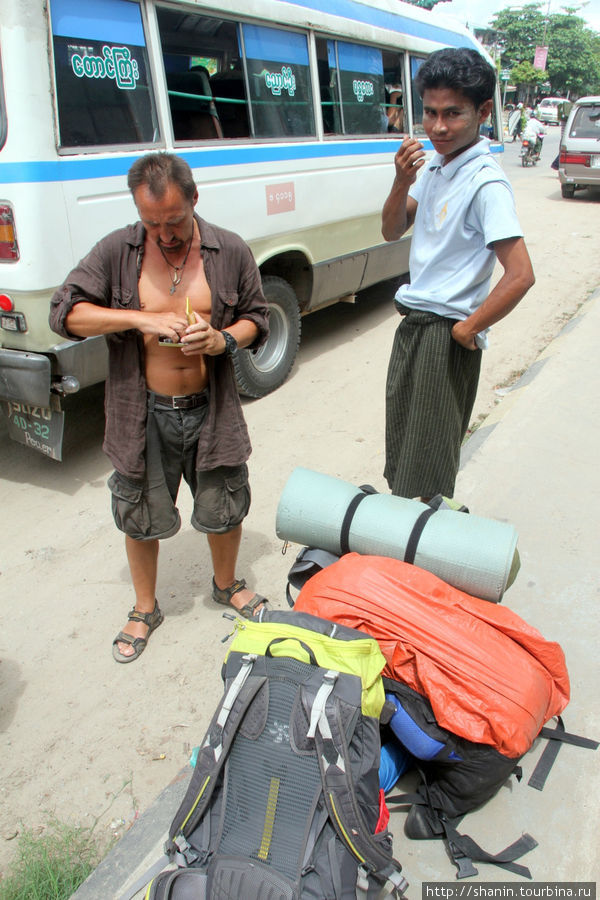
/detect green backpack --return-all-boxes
[141,609,407,899]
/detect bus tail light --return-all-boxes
[559,150,591,167]
[0,293,14,311]
[0,204,20,260]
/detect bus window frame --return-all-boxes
[155,6,317,145]
[316,35,411,140]
[48,0,163,155]
[409,53,426,136]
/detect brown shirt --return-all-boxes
[50,215,269,480]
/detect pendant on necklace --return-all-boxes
[160,235,192,297]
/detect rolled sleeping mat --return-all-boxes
[275,467,519,603]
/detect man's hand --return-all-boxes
[393,137,426,187]
[138,311,188,343]
[180,313,225,356]
[381,138,424,242]
[451,320,478,351]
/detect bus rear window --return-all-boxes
[49,0,159,149]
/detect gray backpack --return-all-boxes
[141,609,407,899]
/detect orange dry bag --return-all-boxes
[295,553,569,759]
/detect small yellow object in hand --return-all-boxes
[186,296,195,325]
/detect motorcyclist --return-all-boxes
[522,114,546,157]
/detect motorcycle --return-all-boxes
[520,135,544,167]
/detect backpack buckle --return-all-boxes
[452,849,478,879]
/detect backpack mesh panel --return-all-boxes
[218,676,322,882]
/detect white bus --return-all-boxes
[0,0,503,459]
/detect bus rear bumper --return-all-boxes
[0,349,52,406]
[0,337,108,406]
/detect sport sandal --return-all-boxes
[112,600,164,663]
[212,577,268,619]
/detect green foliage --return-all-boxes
[492,3,545,64]
[0,822,101,900]
[490,3,600,96]
[547,11,600,95]
[402,0,451,7]
[511,60,548,86]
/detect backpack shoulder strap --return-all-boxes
[166,654,266,856]
[303,672,408,897]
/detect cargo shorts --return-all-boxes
[107,393,251,541]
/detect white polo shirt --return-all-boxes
[395,139,523,349]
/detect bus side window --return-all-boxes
[316,38,386,136]
[211,67,250,139]
[50,0,158,149]
[382,50,406,136]
[410,55,425,135]
[166,67,223,141]
[157,9,243,142]
[316,39,342,135]
[241,24,315,139]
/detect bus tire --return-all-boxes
[233,275,301,398]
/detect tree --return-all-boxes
[546,10,600,95]
[510,60,548,106]
[489,3,600,97]
[402,0,451,8]
[490,4,545,65]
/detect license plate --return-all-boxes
[591,155,600,168]
[2,397,65,460]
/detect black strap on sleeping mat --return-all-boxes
[403,507,436,565]
[528,716,599,791]
[339,484,378,554]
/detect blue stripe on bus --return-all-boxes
[50,0,146,46]
[276,0,480,50]
[0,140,502,184]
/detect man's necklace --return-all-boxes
[158,236,193,295]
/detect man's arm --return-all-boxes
[381,138,425,242]
[451,237,535,350]
[65,301,189,345]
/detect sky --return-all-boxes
[428,0,600,33]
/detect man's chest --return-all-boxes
[138,248,212,320]
[418,172,474,236]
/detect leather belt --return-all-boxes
[148,390,208,410]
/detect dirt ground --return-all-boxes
[1,128,599,877]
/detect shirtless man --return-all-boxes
[50,153,269,662]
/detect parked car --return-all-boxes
[558,96,600,199]
[536,97,571,125]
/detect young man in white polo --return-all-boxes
[381,48,535,502]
